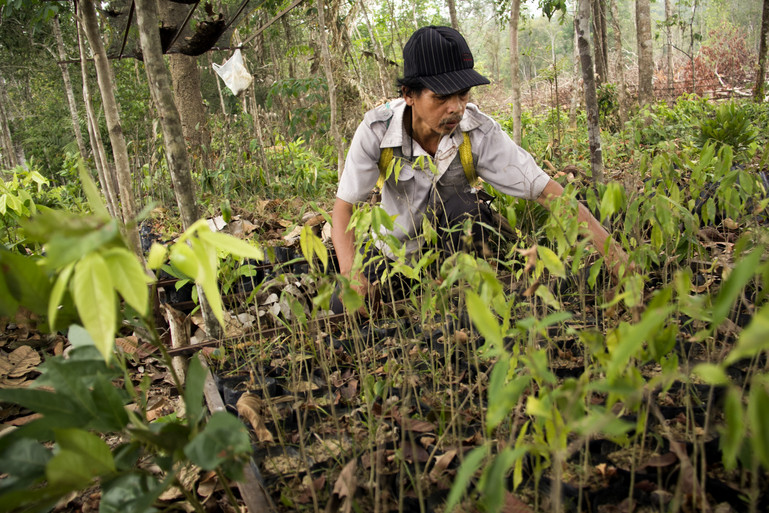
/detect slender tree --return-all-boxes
[755,0,769,101]
[569,25,580,130]
[52,15,87,162]
[134,0,222,340]
[77,0,141,255]
[665,0,674,99]
[509,0,522,145]
[317,0,345,178]
[76,21,118,217]
[609,0,628,127]
[447,0,459,30]
[636,0,654,106]
[0,68,17,170]
[576,0,604,184]
[591,0,608,85]
[156,2,210,159]
[360,0,390,98]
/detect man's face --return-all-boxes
[404,88,470,139]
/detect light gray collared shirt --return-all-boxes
[337,98,550,257]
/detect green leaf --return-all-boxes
[78,161,110,220]
[747,382,769,469]
[48,263,75,331]
[479,446,527,512]
[184,357,206,425]
[537,245,565,278]
[691,363,730,386]
[92,375,130,432]
[725,302,769,366]
[183,412,250,477]
[0,439,51,479]
[712,248,762,328]
[299,224,328,271]
[45,221,119,269]
[371,206,395,232]
[0,250,51,316]
[599,182,625,222]
[0,388,80,421]
[197,229,264,261]
[46,429,115,488]
[72,253,116,361]
[103,248,151,316]
[67,324,95,349]
[147,243,168,270]
[466,290,503,351]
[487,357,529,434]
[190,238,224,327]
[169,243,199,279]
[100,472,165,513]
[444,445,488,512]
[720,387,744,471]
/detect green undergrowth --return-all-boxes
[1,97,768,511]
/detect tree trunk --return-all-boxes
[76,21,118,218]
[134,0,222,340]
[509,0,522,146]
[282,16,295,79]
[665,0,674,100]
[317,0,345,179]
[576,0,604,185]
[569,26,580,130]
[447,0,459,31]
[53,16,88,162]
[208,53,228,115]
[754,0,769,101]
[0,69,18,170]
[169,54,210,153]
[591,0,608,85]
[360,0,390,99]
[635,0,654,106]
[156,1,211,161]
[78,0,142,256]
[610,0,628,128]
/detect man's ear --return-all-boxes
[403,87,414,106]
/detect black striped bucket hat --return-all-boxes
[403,26,490,95]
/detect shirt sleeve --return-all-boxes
[336,121,382,204]
[472,120,551,200]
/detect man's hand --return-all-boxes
[536,179,635,284]
[332,197,379,315]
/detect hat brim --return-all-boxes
[418,68,490,95]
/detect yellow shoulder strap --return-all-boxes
[376,147,393,189]
[459,132,477,186]
[376,132,475,189]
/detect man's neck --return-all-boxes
[404,107,440,156]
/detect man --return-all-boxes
[331,26,627,310]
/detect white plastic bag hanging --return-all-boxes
[212,49,253,96]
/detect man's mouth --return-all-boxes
[440,117,461,130]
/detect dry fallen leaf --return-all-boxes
[329,459,357,513]
[1,345,41,378]
[502,491,534,513]
[639,452,677,470]
[399,417,435,433]
[196,471,220,499]
[237,393,274,443]
[516,245,538,274]
[429,449,456,482]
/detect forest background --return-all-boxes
[0,0,766,214]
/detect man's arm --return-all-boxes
[331,197,369,295]
[536,179,629,279]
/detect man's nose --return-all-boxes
[447,95,463,114]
